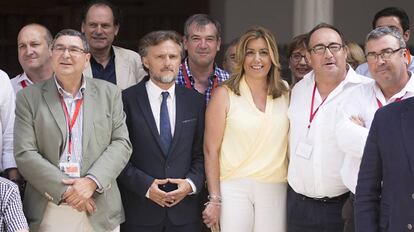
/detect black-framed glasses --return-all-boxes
[52,45,87,56]
[290,52,308,63]
[365,47,405,62]
[309,43,344,55]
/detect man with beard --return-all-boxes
[177,14,229,103]
[118,30,205,232]
[81,0,146,89]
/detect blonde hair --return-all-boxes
[224,26,289,98]
[346,41,366,69]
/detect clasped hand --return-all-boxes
[62,178,97,214]
[148,178,192,207]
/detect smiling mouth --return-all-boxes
[251,65,264,70]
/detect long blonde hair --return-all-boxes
[224,26,289,98]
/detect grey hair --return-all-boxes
[365,26,406,49]
[52,29,90,53]
[183,14,221,39]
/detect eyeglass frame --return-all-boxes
[51,45,88,56]
[290,52,308,63]
[365,47,405,62]
[308,43,345,55]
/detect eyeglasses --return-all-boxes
[365,47,405,62]
[309,43,344,55]
[290,52,308,63]
[52,45,87,56]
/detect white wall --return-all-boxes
[210,0,414,47]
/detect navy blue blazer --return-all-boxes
[118,78,205,227]
[355,97,414,232]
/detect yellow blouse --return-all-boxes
[220,77,289,183]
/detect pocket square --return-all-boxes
[182,118,196,123]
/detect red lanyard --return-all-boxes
[60,97,83,158]
[407,49,411,65]
[376,94,405,108]
[20,80,27,89]
[308,83,328,129]
[181,63,219,91]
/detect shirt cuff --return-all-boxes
[86,175,103,193]
[186,178,196,195]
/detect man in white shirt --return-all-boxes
[119,30,205,232]
[11,23,53,93]
[287,23,370,232]
[338,26,414,232]
[356,7,414,77]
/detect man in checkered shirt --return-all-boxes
[176,14,229,103]
[0,177,28,232]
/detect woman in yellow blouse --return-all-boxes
[202,26,290,232]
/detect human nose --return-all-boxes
[299,56,307,64]
[324,47,334,58]
[95,25,103,34]
[198,39,208,49]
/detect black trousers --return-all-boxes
[287,186,348,232]
[121,217,201,232]
[342,193,355,232]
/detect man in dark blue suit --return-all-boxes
[118,30,205,232]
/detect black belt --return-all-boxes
[297,191,350,203]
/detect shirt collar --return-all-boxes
[304,64,366,86]
[184,57,219,79]
[90,46,115,67]
[374,71,414,102]
[146,78,176,101]
[54,75,86,100]
[18,72,34,85]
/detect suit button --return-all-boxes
[412,193,414,199]
[408,224,413,230]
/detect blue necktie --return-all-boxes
[160,91,172,155]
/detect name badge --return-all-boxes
[295,138,313,160]
[59,162,80,178]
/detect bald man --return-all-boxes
[11,23,53,93]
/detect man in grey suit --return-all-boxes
[81,0,146,89]
[14,29,132,232]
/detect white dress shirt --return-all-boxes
[146,79,176,135]
[336,72,414,193]
[288,67,371,198]
[11,72,33,94]
[0,70,17,171]
[145,79,196,195]
[356,54,414,78]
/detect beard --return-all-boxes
[154,75,176,84]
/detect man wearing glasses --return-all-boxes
[337,26,414,232]
[356,7,414,78]
[287,23,370,232]
[347,26,414,232]
[14,29,132,232]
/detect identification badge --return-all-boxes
[295,138,313,160]
[59,162,80,178]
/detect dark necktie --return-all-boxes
[160,91,172,155]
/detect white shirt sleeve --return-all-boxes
[0,71,17,171]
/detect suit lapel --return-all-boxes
[168,86,184,158]
[401,98,414,176]
[83,63,93,78]
[42,79,66,140]
[114,46,130,90]
[136,82,166,160]
[82,80,96,160]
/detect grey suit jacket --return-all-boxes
[83,45,147,90]
[14,77,132,232]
